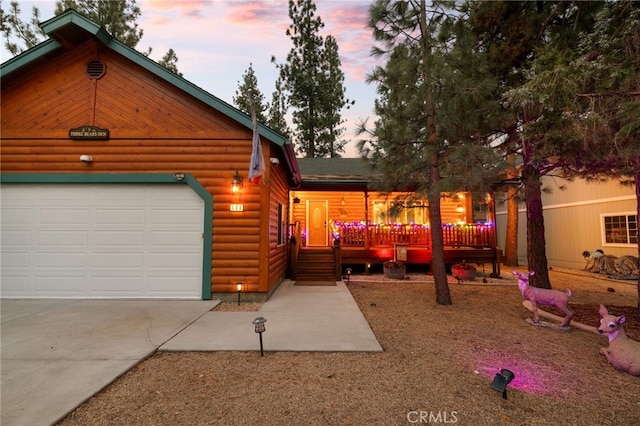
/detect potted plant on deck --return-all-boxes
[451,260,477,281]
[383,260,406,280]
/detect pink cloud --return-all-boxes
[226,1,288,24]
[143,0,209,14]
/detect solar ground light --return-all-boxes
[252,316,267,356]
[345,268,353,283]
[491,368,515,400]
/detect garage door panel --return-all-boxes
[2,230,31,247]
[150,253,201,268]
[1,184,204,299]
[95,209,146,225]
[90,277,143,293]
[150,230,202,246]
[39,209,89,225]
[38,231,88,246]
[35,252,87,267]
[1,208,33,224]
[1,275,28,293]
[93,252,145,267]
[151,209,202,225]
[34,276,85,293]
[2,252,29,267]
[150,277,201,294]
[94,231,144,247]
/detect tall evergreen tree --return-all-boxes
[233,63,268,123]
[316,35,353,157]
[1,0,181,74]
[522,1,640,304]
[360,0,503,305]
[277,0,351,158]
[267,71,292,137]
[1,1,45,55]
[469,0,603,289]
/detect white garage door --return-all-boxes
[1,184,204,299]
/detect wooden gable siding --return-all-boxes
[1,40,241,139]
[1,38,282,296]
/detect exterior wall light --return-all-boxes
[231,171,243,193]
[174,172,185,181]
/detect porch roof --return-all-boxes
[296,158,381,190]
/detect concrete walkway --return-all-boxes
[1,279,380,426]
[161,279,383,352]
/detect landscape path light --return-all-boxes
[345,268,352,283]
[252,316,267,356]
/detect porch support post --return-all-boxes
[364,189,370,249]
[488,193,500,277]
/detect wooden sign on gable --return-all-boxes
[69,125,109,140]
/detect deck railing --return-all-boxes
[333,222,495,249]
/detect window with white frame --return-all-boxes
[371,199,428,225]
[602,213,638,245]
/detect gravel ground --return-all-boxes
[59,267,640,426]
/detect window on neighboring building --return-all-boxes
[602,213,638,245]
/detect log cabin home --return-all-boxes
[291,158,501,280]
[1,11,500,301]
[0,10,300,301]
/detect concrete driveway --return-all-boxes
[1,299,217,426]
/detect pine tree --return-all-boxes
[277,0,351,158]
[316,35,353,158]
[1,0,181,74]
[360,0,504,305]
[233,63,268,123]
[1,1,45,55]
[266,71,291,138]
[470,0,604,289]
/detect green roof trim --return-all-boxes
[0,38,61,75]
[1,9,288,147]
[1,173,213,300]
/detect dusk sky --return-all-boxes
[2,0,384,157]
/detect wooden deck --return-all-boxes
[292,222,501,279]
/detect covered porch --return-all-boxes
[288,158,501,280]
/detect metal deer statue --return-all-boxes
[598,305,640,376]
[513,270,573,327]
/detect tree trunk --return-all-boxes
[504,152,519,266]
[429,170,452,305]
[420,0,451,305]
[522,164,552,289]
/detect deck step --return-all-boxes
[295,249,336,281]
